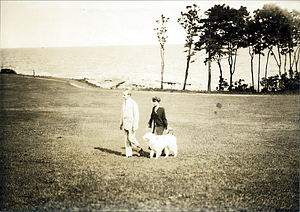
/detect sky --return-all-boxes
[1,1,300,48]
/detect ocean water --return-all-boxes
[0,45,282,90]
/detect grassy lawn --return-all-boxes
[0,74,299,211]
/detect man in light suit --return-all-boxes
[120,90,143,157]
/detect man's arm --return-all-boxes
[120,103,124,130]
[132,101,139,131]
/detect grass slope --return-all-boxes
[0,74,299,211]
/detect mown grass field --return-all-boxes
[0,74,299,211]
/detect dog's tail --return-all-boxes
[166,127,174,135]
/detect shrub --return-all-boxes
[232,79,249,92]
[1,68,17,74]
[261,72,299,93]
[217,76,229,91]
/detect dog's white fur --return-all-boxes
[142,132,178,159]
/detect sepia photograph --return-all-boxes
[0,0,299,211]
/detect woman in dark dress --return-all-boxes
[148,96,168,135]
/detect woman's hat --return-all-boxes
[152,96,161,102]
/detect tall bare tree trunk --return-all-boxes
[284,53,287,74]
[265,48,271,79]
[258,53,261,92]
[160,47,165,89]
[207,59,211,93]
[294,46,300,72]
[289,50,293,78]
[154,14,169,90]
[228,56,233,90]
[217,58,223,90]
[233,49,237,76]
[183,54,191,90]
[296,47,300,73]
[207,50,211,93]
[277,46,282,76]
[249,47,255,88]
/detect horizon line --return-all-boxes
[0,43,186,49]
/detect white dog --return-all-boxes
[142,132,178,159]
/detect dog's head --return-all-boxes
[142,132,154,142]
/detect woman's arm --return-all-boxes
[161,107,168,129]
[148,107,154,128]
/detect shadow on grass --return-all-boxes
[94,147,150,158]
[94,147,123,156]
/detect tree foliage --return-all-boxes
[254,4,290,77]
[196,4,250,91]
[195,4,226,92]
[174,3,300,92]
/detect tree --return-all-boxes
[252,4,300,92]
[154,14,169,89]
[195,4,227,92]
[244,18,257,90]
[252,8,268,92]
[178,4,201,90]
[198,4,250,91]
[289,10,300,74]
[254,4,292,77]
[221,6,249,90]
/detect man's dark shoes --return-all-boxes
[137,148,143,156]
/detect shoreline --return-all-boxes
[2,73,299,96]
